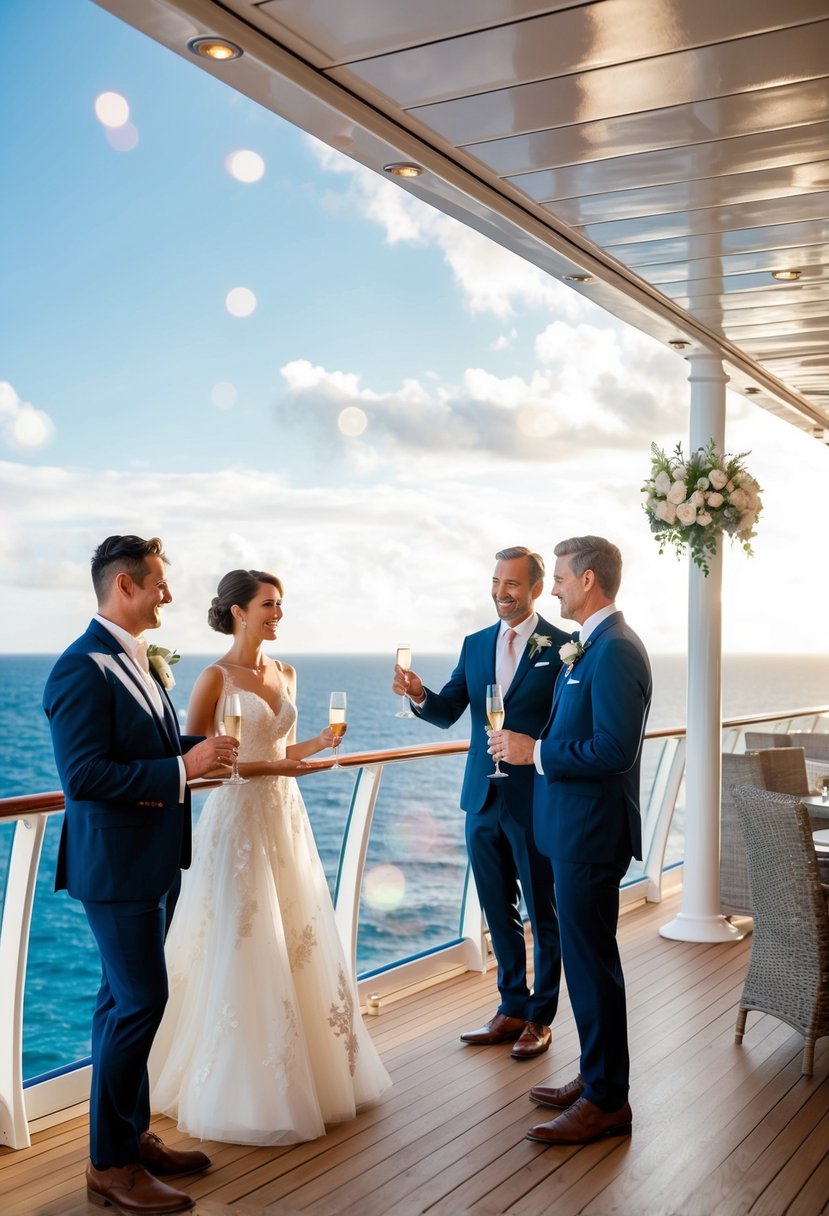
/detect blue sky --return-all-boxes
[2,0,828,656]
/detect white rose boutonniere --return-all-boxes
[558,639,589,673]
[147,644,180,690]
[528,632,552,659]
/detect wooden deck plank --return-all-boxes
[2,893,827,1216]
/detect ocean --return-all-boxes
[2,651,828,1080]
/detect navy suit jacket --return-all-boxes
[416,614,570,827]
[534,611,652,866]
[43,619,201,902]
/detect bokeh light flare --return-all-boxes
[94,91,130,128]
[225,287,257,317]
[363,864,406,911]
[338,406,368,437]
[226,150,265,183]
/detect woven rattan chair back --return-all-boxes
[733,785,829,1075]
[720,753,766,916]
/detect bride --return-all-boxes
[149,569,391,1145]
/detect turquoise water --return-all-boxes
[2,651,828,1079]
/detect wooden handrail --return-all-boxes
[3,707,828,823]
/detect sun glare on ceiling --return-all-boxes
[226,150,265,183]
[771,269,801,281]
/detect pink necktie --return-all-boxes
[500,628,518,691]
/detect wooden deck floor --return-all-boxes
[2,893,827,1216]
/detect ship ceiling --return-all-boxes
[94,0,829,442]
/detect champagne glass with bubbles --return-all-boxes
[329,691,347,770]
[395,645,415,718]
[221,693,247,785]
[486,683,508,779]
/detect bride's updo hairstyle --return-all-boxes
[207,569,284,635]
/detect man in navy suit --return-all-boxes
[43,535,236,1216]
[393,547,570,1057]
[491,536,651,1144]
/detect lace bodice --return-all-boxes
[212,666,297,762]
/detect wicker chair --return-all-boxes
[732,786,829,1075]
[753,746,811,797]
[744,730,794,750]
[720,752,766,917]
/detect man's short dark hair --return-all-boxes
[91,535,167,602]
[495,545,545,587]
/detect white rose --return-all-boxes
[695,476,710,491]
[675,503,697,526]
[708,468,728,490]
[654,470,672,495]
[558,641,581,664]
[656,500,677,524]
[689,490,705,508]
[667,480,687,504]
[706,491,724,508]
[148,654,176,689]
[671,464,687,479]
[697,511,713,526]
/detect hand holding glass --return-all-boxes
[221,693,247,785]
[329,691,347,771]
[486,684,508,779]
[395,646,415,718]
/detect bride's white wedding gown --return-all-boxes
[149,668,391,1145]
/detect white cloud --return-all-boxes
[0,382,55,451]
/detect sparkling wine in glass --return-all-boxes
[395,645,415,718]
[329,691,347,771]
[222,693,247,785]
[486,683,508,779]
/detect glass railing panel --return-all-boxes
[354,753,468,975]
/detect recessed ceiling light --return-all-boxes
[563,273,594,283]
[771,269,801,281]
[668,340,690,350]
[383,162,423,178]
[187,36,243,61]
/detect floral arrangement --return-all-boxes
[528,632,552,659]
[147,644,180,690]
[642,440,762,576]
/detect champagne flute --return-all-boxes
[486,683,508,779]
[395,645,415,718]
[222,693,247,785]
[329,691,347,771]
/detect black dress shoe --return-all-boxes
[86,1162,194,1214]
[510,1021,552,1059]
[460,1012,526,1044]
[138,1130,211,1177]
[529,1074,585,1108]
[526,1096,632,1145]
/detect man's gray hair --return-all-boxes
[495,546,545,587]
[553,536,622,599]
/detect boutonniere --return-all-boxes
[528,632,552,659]
[147,644,180,690]
[558,639,589,675]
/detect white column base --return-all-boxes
[659,912,747,942]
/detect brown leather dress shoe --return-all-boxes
[460,1012,526,1045]
[139,1130,211,1176]
[529,1073,585,1108]
[86,1162,194,1214]
[526,1096,632,1145]
[510,1021,552,1059]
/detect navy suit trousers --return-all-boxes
[465,785,560,1024]
[82,876,180,1167]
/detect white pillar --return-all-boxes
[660,354,743,942]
